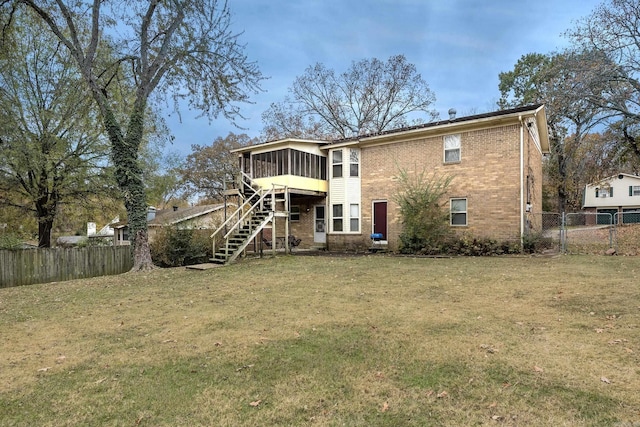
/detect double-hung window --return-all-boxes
[332,150,343,178]
[290,205,300,222]
[349,204,359,232]
[444,134,461,163]
[349,148,359,177]
[630,186,640,196]
[596,187,613,198]
[450,198,467,226]
[332,204,343,232]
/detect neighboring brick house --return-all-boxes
[113,203,234,245]
[583,173,640,224]
[232,104,550,252]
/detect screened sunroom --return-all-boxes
[235,139,329,195]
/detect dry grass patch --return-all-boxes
[1,254,640,426]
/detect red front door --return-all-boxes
[373,201,387,239]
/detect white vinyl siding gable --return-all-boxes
[583,174,640,209]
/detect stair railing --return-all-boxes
[210,173,285,261]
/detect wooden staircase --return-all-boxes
[210,174,287,265]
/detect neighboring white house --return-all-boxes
[583,173,640,224]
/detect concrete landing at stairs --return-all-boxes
[185,263,223,270]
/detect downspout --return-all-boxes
[519,115,524,248]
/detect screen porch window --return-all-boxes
[450,198,467,226]
[332,150,343,178]
[251,149,325,179]
[444,134,461,163]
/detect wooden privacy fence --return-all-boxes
[0,246,133,288]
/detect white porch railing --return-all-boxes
[210,173,289,263]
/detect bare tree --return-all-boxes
[262,55,438,140]
[3,0,264,269]
[567,0,640,160]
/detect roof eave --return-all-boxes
[325,105,547,149]
[231,138,329,154]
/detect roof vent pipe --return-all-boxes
[448,108,456,120]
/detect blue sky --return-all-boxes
[165,0,603,157]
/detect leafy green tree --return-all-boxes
[5,0,264,269]
[499,51,609,212]
[394,167,453,253]
[262,55,438,140]
[0,9,112,247]
[179,132,255,201]
[149,227,211,268]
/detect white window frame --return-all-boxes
[332,149,343,178]
[444,134,461,163]
[450,198,467,226]
[349,203,360,232]
[349,148,359,177]
[332,204,343,232]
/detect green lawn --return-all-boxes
[1,254,639,426]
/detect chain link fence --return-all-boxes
[524,210,640,256]
[563,212,615,254]
[528,211,640,255]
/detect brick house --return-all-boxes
[224,104,549,257]
[113,203,233,246]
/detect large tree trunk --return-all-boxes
[102,104,155,271]
[132,229,153,270]
[35,176,57,248]
[37,219,53,248]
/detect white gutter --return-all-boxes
[519,115,524,245]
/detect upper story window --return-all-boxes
[630,186,640,196]
[595,187,613,198]
[332,150,343,178]
[444,134,461,163]
[349,148,360,177]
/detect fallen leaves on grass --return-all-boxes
[480,344,498,354]
[601,376,611,384]
[249,400,262,407]
[381,401,389,412]
[533,365,544,373]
